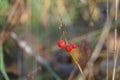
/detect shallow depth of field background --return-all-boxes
[0,0,120,80]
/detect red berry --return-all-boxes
[65,45,72,52]
[71,43,77,48]
[57,40,66,48]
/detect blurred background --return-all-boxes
[0,0,120,80]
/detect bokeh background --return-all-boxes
[0,0,120,80]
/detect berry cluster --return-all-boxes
[57,40,77,52]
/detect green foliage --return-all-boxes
[31,0,42,28]
[38,24,59,42]
[0,0,9,10]
[0,0,9,27]
[0,15,6,27]
[34,72,50,80]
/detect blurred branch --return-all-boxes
[76,1,115,80]
[0,1,23,80]
[0,0,23,45]
[112,0,119,79]
[76,15,112,80]
[10,32,62,80]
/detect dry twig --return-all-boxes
[0,0,23,45]
[112,0,119,80]
[76,1,115,79]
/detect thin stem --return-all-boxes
[112,41,120,80]
[106,0,109,80]
[106,48,109,80]
[112,0,119,80]
[112,29,117,80]
[88,63,94,80]
[70,52,85,80]
[0,46,9,80]
[59,17,67,41]
[106,0,109,21]
[63,31,67,41]
[75,61,86,80]
[113,41,120,79]
[87,0,96,27]
[115,0,118,22]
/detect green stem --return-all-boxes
[0,45,9,80]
